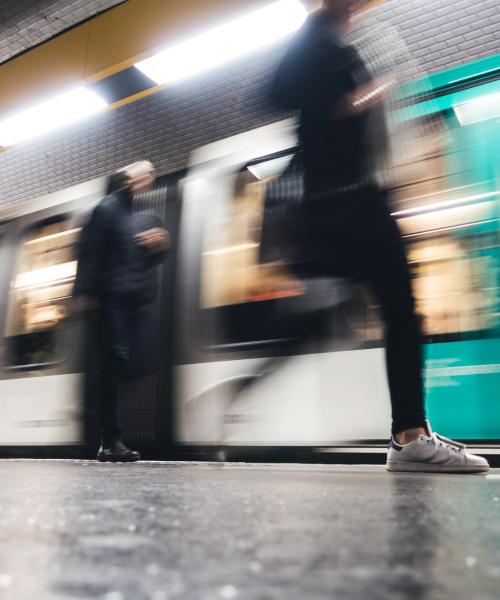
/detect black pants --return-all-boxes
[299,183,426,434]
[97,296,153,442]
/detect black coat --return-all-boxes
[74,189,167,306]
[271,10,385,190]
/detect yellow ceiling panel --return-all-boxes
[0,26,89,117]
[0,0,388,122]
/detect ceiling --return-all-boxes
[0,0,125,64]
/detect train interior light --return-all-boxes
[14,262,77,290]
[247,155,293,180]
[391,190,500,217]
[454,91,500,126]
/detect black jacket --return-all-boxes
[272,10,384,190]
[74,189,167,306]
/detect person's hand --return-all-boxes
[336,76,395,118]
[134,227,170,253]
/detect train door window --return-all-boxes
[199,153,307,348]
[407,230,500,340]
[201,154,302,309]
[199,153,380,348]
[391,116,500,342]
[4,216,81,368]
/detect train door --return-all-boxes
[174,120,391,448]
[0,205,86,450]
[115,173,184,451]
[176,113,500,451]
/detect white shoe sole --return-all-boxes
[386,460,489,474]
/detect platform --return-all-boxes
[0,460,499,599]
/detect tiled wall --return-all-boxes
[0,0,124,64]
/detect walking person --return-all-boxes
[74,161,169,462]
[272,0,488,472]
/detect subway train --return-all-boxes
[1,53,500,460]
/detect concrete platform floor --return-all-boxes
[0,461,499,600]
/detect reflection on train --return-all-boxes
[1,53,500,454]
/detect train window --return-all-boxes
[201,154,303,309]
[198,153,381,349]
[199,125,499,349]
[393,119,500,341]
[407,231,499,339]
[4,217,81,368]
[198,153,311,348]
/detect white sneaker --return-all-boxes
[386,421,490,473]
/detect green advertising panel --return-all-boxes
[425,340,500,440]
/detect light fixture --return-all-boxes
[454,91,500,126]
[391,191,500,217]
[15,261,77,290]
[247,155,293,180]
[403,219,498,239]
[202,243,259,257]
[24,228,81,246]
[135,0,308,85]
[0,88,108,147]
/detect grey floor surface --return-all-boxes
[0,460,499,600]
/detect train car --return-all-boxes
[0,173,182,456]
[174,54,500,456]
[0,53,499,459]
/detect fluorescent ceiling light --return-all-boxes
[454,92,500,126]
[135,0,308,85]
[0,88,108,147]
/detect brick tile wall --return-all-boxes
[0,0,124,64]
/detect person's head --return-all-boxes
[118,160,156,195]
[323,0,353,24]
[106,171,129,195]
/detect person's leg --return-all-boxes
[98,298,131,442]
[363,190,488,472]
[366,239,427,438]
[300,186,426,434]
[97,298,141,462]
[303,184,488,471]
[356,188,426,437]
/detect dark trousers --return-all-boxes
[97,296,141,442]
[300,183,426,434]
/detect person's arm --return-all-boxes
[134,227,170,267]
[337,76,395,117]
[73,203,110,299]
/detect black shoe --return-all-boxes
[97,438,141,462]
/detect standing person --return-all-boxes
[74,161,169,462]
[271,0,489,472]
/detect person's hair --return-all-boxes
[106,171,129,195]
[323,0,362,9]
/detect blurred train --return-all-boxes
[1,52,500,459]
